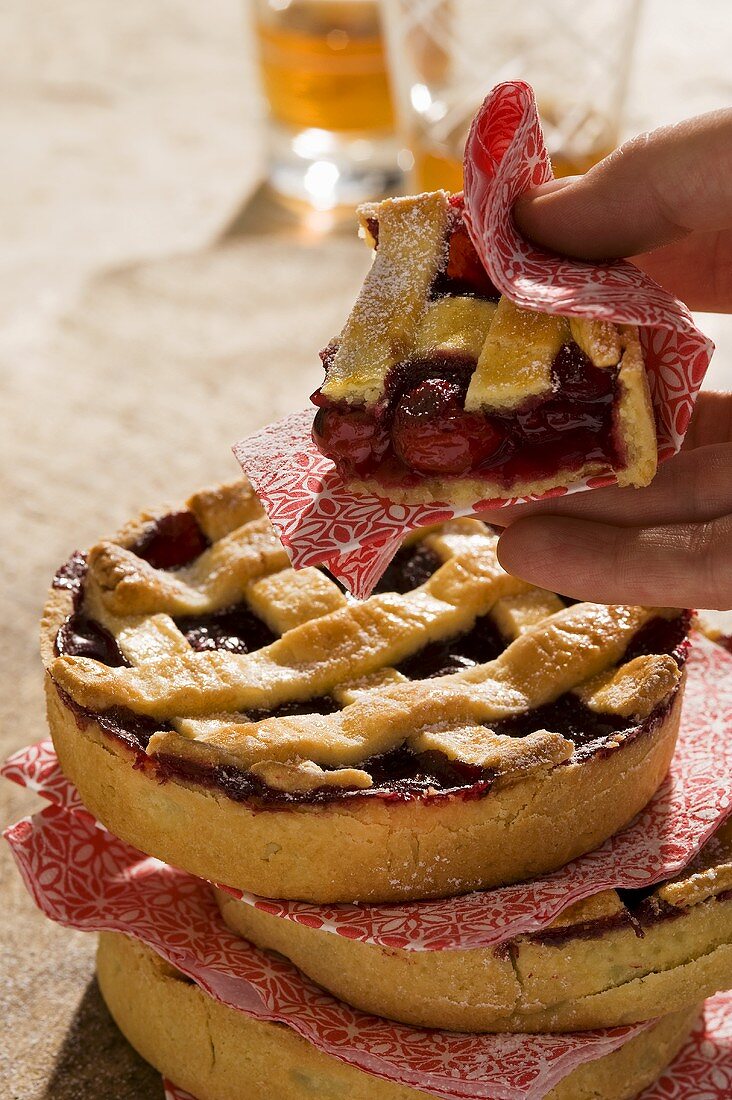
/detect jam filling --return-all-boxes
[373,543,441,594]
[175,605,276,655]
[52,530,689,807]
[52,550,88,600]
[56,615,128,668]
[153,742,492,808]
[492,694,631,763]
[526,876,727,949]
[130,510,209,570]
[313,343,619,487]
[312,203,623,487]
[395,612,506,679]
[430,208,501,301]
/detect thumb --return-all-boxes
[513,108,732,260]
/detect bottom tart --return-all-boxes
[217,818,732,1033]
[97,931,698,1100]
[42,478,690,903]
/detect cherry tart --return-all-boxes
[98,932,699,1100]
[219,817,732,1033]
[42,478,689,903]
[312,192,658,504]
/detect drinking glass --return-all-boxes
[252,0,404,208]
[380,0,641,192]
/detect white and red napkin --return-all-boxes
[0,798,676,1100]
[5,784,731,1100]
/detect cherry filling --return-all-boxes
[392,377,509,476]
[373,543,441,594]
[315,341,620,485]
[396,612,506,679]
[312,403,390,473]
[528,869,716,948]
[431,214,501,301]
[175,605,276,655]
[153,743,493,808]
[52,550,88,599]
[56,615,128,667]
[130,510,209,570]
[312,202,624,488]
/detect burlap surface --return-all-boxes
[1,2,731,1097]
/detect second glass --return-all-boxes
[380,0,641,192]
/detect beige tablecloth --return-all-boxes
[2,2,731,1096]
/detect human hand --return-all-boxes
[514,107,732,311]
[483,110,732,610]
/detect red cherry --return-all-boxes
[312,405,389,474]
[444,221,499,299]
[552,343,616,402]
[131,511,209,569]
[392,379,507,475]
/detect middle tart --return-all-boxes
[216,818,732,1033]
[42,478,690,903]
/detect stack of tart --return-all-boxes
[41,476,732,1099]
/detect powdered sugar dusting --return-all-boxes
[322,194,450,405]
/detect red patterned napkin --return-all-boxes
[8,636,730,951]
[4,800,655,1100]
[162,994,732,1100]
[232,81,713,598]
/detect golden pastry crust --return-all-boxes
[97,931,700,1100]
[215,819,732,1032]
[657,819,732,908]
[465,300,568,411]
[574,654,682,719]
[321,192,451,405]
[42,479,687,902]
[613,325,659,489]
[570,317,622,367]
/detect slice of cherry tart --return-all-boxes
[312,191,657,504]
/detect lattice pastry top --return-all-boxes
[45,479,688,802]
[311,193,657,504]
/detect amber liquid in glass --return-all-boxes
[256,0,394,134]
[413,136,616,192]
